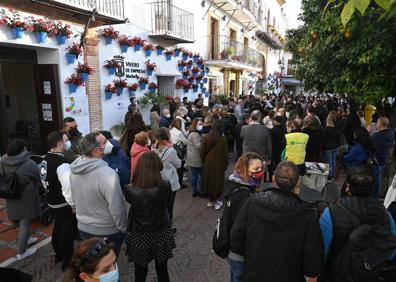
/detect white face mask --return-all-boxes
[64,140,72,151]
[147,138,151,147]
[196,125,203,131]
[165,114,171,118]
[103,141,114,155]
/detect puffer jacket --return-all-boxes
[186,131,202,168]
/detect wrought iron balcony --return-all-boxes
[50,0,125,20]
[204,35,263,70]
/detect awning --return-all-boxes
[282,78,302,86]
[256,30,283,50]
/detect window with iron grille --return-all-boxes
[157,76,176,97]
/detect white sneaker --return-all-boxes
[206,201,215,207]
[214,200,223,210]
[16,247,37,260]
[27,237,38,246]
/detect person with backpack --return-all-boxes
[319,165,396,282]
[0,139,41,260]
[213,152,264,282]
[230,161,324,282]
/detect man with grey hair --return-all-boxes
[230,161,324,282]
[69,131,127,255]
[240,110,272,164]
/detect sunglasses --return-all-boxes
[80,238,110,266]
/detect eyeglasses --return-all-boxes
[80,238,110,266]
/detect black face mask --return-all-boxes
[68,127,82,138]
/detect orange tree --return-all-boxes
[286,0,396,103]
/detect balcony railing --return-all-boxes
[205,35,263,68]
[51,0,124,20]
[239,0,262,25]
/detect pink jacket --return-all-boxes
[130,143,150,177]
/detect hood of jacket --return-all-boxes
[109,139,121,153]
[1,151,31,167]
[376,128,395,142]
[70,156,108,175]
[250,188,309,231]
[131,143,149,158]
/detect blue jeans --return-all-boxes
[190,167,202,195]
[325,149,338,178]
[227,258,244,282]
[79,230,125,256]
[374,165,385,197]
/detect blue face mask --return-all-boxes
[93,263,119,282]
[65,140,72,151]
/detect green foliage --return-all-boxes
[287,0,396,103]
[138,92,169,107]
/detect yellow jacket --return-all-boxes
[283,132,309,165]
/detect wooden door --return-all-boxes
[210,17,219,59]
[34,64,62,151]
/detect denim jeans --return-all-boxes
[79,230,125,256]
[374,165,385,197]
[18,218,32,254]
[190,167,202,195]
[227,258,244,282]
[324,149,338,178]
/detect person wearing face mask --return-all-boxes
[64,237,119,282]
[40,130,77,271]
[63,117,83,162]
[101,131,130,192]
[130,131,151,178]
[186,118,204,197]
[69,132,127,256]
[0,139,41,260]
[159,108,172,129]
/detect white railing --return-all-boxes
[51,0,124,20]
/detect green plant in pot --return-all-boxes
[139,92,169,108]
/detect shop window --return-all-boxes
[157,76,176,97]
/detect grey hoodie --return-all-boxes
[70,156,127,235]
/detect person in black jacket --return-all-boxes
[230,161,324,282]
[125,151,175,282]
[234,114,250,161]
[40,131,78,271]
[322,111,342,180]
[269,116,286,178]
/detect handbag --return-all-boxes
[173,141,186,160]
[0,163,23,199]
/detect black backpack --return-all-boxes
[330,204,396,282]
[0,163,23,199]
[173,141,186,160]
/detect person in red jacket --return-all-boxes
[130,131,150,177]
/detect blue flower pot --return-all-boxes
[203,77,208,83]
[157,49,164,55]
[200,64,205,70]
[193,56,199,63]
[147,69,153,76]
[192,71,198,77]
[134,44,141,51]
[178,65,184,72]
[145,49,152,57]
[149,88,156,94]
[116,88,123,96]
[105,36,113,45]
[200,83,204,88]
[11,27,24,39]
[202,87,207,93]
[105,91,113,100]
[184,88,189,93]
[187,64,192,70]
[108,67,116,75]
[120,44,129,53]
[182,54,188,61]
[193,87,198,93]
[68,84,78,93]
[183,74,188,80]
[79,72,89,82]
[139,83,147,90]
[174,50,181,56]
[165,54,172,61]
[196,78,201,84]
[205,92,209,98]
[66,53,76,64]
[35,32,47,43]
[205,67,209,74]
[129,90,136,97]
[56,35,67,45]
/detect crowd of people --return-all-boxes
[1,92,396,281]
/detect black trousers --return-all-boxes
[135,261,169,282]
[177,160,185,187]
[51,206,78,268]
[168,192,177,222]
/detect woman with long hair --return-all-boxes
[153,128,181,222]
[186,118,204,197]
[126,112,146,156]
[63,238,118,282]
[125,152,175,282]
[201,119,229,210]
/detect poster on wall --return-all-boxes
[42,103,53,121]
[43,81,51,95]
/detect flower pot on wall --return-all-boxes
[199,83,204,88]
[174,50,181,56]
[157,49,163,55]
[134,44,141,51]
[120,44,129,53]
[193,56,199,63]
[203,78,208,83]
[79,72,89,82]
[66,53,76,64]
[178,66,184,72]
[107,67,116,75]
[56,35,67,45]
[193,87,198,93]
[105,91,113,100]
[139,83,147,90]
[129,90,136,97]
[184,88,189,94]
[146,69,153,76]
[116,88,123,96]
[187,65,192,70]
[11,27,24,39]
[68,84,77,93]
[35,32,48,43]
[149,88,156,94]
[165,54,172,61]
[105,36,113,45]
[182,74,188,80]
[182,54,188,61]
[145,50,152,57]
